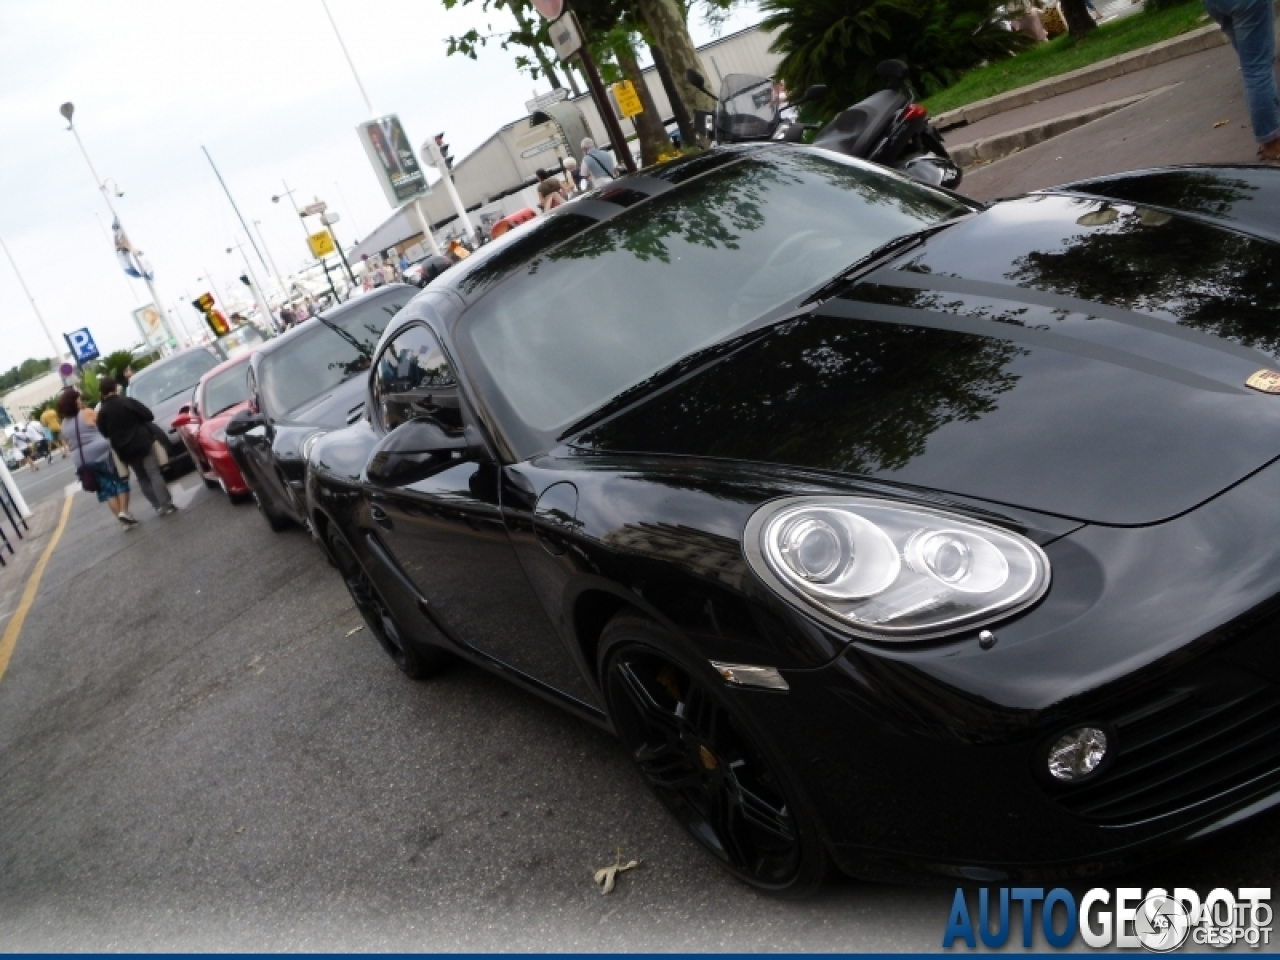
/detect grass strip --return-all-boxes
[923,2,1211,116]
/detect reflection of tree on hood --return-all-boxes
[583,315,1024,476]
[1007,200,1280,358]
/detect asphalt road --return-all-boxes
[0,459,1278,949]
[960,44,1258,201]
[4,64,1280,944]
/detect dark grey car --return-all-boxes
[125,346,225,474]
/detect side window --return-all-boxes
[373,324,462,434]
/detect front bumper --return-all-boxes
[747,453,1280,882]
[206,444,249,495]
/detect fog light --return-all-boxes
[1047,727,1108,781]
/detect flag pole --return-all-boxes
[63,113,177,354]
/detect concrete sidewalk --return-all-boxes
[957,40,1256,200]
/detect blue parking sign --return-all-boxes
[66,327,100,365]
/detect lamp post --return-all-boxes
[253,219,285,292]
[227,239,279,334]
[0,233,62,362]
[59,101,177,353]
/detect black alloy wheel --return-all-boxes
[326,529,444,681]
[600,615,829,896]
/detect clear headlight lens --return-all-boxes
[211,427,227,444]
[744,496,1050,640]
[300,431,328,461]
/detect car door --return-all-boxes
[233,363,282,499]
[364,317,598,706]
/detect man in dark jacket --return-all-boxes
[96,376,176,516]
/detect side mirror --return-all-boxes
[366,418,479,486]
[685,68,716,100]
[795,84,828,106]
[172,406,194,430]
[225,408,265,438]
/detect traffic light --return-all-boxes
[192,292,231,337]
[434,133,453,170]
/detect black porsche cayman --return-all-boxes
[305,145,1280,893]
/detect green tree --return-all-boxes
[0,356,54,393]
[760,0,1029,120]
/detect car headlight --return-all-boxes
[743,496,1050,641]
[300,431,328,461]
[212,427,227,444]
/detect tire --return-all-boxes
[599,613,831,897]
[252,490,292,532]
[326,528,449,681]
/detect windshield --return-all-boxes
[717,73,780,141]
[462,149,973,455]
[203,362,251,417]
[129,350,221,408]
[259,291,409,417]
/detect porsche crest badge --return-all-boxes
[1246,369,1280,394]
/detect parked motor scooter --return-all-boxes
[687,71,827,145]
[687,62,961,190]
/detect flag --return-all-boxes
[112,218,154,280]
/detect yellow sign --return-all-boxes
[612,80,643,119]
[308,230,336,259]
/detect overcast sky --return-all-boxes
[0,0,763,372]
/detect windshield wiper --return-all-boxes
[557,324,778,440]
[803,214,973,307]
[315,316,373,361]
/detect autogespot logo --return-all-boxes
[942,886,1273,951]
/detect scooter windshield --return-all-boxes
[716,73,780,141]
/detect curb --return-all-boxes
[935,22,1226,130]
[948,85,1174,167]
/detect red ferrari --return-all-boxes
[172,350,257,500]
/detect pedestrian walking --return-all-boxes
[561,156,583,193]
[95,376,176,516]
[24,420,49,464]
[11,428,35,471]
[40,405,68,458]
[538,177,566,212]
[580,138,618,188]
[58,388,138,529]
[1202,0,1280,161]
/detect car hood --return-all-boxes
[152,388,198,435]
[275,374,366,432]
[575,193,1280,526]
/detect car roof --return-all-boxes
[198,347,258,386]
[129,345,223,379]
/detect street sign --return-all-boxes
[531,0,563,19]
[308,230,337,259]
[356,114,430,207]
[302,201,328,216]
[59,363,73,378]
[66,327,100,365]
[548,12,583,61]
[133,304,168,347]
[525,88,569,115]
[321,212,340,225]
[612,80,644,118]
